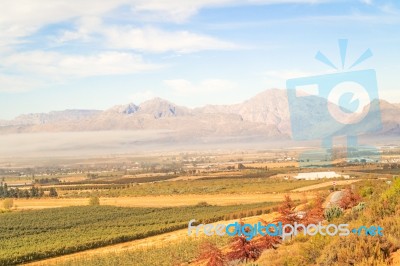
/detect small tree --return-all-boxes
[226,220,262,263]
[3,198,14,210]
[254,234,281,251]
[226,235,262,263]
[89,196,100,206]
[49,188,58,197]
[304,193,325,225]
[255,217,281,250]
[38,188,45,198]
[274,195,303,225]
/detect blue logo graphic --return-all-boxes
[287,39,382,167]
[188,220,383,240]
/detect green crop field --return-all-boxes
[57,236,230,266]
[0,202,279,265]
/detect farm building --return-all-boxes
[293,171,349,180]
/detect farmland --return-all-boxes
[29,177,400,266]
[1,149,399,265]
[3,193,305,210]
[60,176,326,198]
[0,202,280,265]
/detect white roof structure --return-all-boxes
[294,171,348,180]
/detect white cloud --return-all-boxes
[55,18,238,53]
[0,0,325,29]
[0,51,161,92]
[0,0,329,49]
[56,17,102,43]
[131,0,329,22]
[130,0,233,22]
[103,26,237,53]
[53,15,237,53]
[165,79,236,95]
[0,0,330,93]
[0,0,325,26]
[0,0,126,49]
[0,51,160,91]
[5,51,160,77]
[0,1,124,29]
[379,4,399,15]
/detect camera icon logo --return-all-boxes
[286,39,382,167]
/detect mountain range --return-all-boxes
[1,89,399,140]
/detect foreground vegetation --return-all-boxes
[254,178,400,265]
[0,202,279,265]
[54,178,400,266]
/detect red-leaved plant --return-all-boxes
[196,241,226,266]
[339,188,361,209]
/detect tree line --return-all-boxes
[0,182,58,198]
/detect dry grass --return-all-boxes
[391,250,400,265]
[255,238,305,266]
[123,172,172,179]
[6,193,307,210]
[58,176,87,182]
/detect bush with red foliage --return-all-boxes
[339,188,361,209]
[303,193,325,225]
[226,235,262,263]
[254,234,281,251]
[256,217,281,249]
[274,195,303,226]
[196,241,226,266]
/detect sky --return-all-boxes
[0,0,399,119]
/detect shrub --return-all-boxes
[227,235,262,263]
[89,196,100,206]
[196,201,210,207]
[303,193,324,225]
[316,234,392,265]
[196,241,226,266]
[254,234,281,251]
[274,195,302,226]
[49,187,58,197]
[339,188,361,209]
[2,198,13,210]
[379,178,400,216]
[352,202,366,213]
[299,235,329,264]
[324,206,343,222]
[360,186,374,197]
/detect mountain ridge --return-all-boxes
[0,89,399,139]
